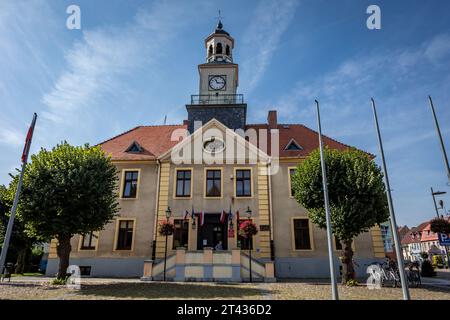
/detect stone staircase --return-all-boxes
[141,248,275,282]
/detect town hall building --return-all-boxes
[46,21,385,281]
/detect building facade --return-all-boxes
[46,21,385,280]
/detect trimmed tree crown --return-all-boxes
[18,141,119,242]
[291,147,389,241]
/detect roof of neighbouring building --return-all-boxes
[401,221,429,245]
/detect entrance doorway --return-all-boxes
[197,213,228,250]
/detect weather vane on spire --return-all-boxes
[216,9,224,29]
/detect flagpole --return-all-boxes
[0,113,37,273]
[315,100,339,300]
[371,98,410,300]
[428,96,450,184]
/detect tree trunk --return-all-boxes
[56,236,72,279]
[341,239,355,284]
[14,246,27,274]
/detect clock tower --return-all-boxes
[186,20,246,133]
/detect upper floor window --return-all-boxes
[116,220,134,250]
[206,169,221,197]
[293,218,312,250]
[80,231,98,250]
[225,44,230,56]
[122,170,139,198]
[175,169,192,198]
[235,169,251,197]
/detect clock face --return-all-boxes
[203,137,225,153]
[209,76,226,90]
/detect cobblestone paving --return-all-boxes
[1,278,450,300]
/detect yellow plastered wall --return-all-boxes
[257,164,271,259]
[371,226,385,258]
[155,162,171,259]
[48,239,58,259]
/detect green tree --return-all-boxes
[18,142,119,279]
[291,148,389,283]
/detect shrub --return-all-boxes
[52,277,68,285]
[346,279,359,287]
[421,260,436,277]
[430,218,450,234]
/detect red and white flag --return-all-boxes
[21,113,37,163]
[199,211,205,226]
[220,210,227,223]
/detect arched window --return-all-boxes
[226,45,230,56]
[216,43,223,54]
[208,45,213,57]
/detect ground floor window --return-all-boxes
[116,219,134,250]
[293,218,312,250]
[173,219,189,249]
[80,231,98,250]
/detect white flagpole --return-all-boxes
[371,98,410,300]
[315,100,339,300]
[0,113,37,273]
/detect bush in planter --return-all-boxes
[158,221,175,236]
[421,260,436,277]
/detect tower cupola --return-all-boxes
[205,20,234,63]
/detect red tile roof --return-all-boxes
[98,122,363,161]
[99,125,187,161]
[401,221,429,245]
[245,123,363,158]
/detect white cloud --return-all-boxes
[0,127,23,147]
[240,0,299,93]
[41,0,209,124]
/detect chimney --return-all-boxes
[268,110,277,129]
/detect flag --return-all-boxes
[199,211,205,226]
[220,210,227,223]
[21,113,37,163]
[183,210,189,220]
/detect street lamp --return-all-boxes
[245,206,253,283]
[430,188,450,268]
[163,206,172,281]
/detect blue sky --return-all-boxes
[1,0,449,227]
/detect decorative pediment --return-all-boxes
[158,118,270,165]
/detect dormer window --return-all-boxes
[285,139,303,151]
[125,141,143,153]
